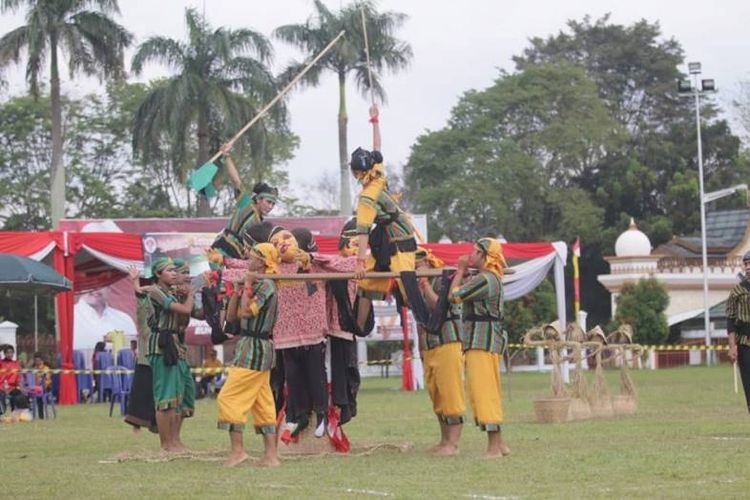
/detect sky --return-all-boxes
[1,0,749,207]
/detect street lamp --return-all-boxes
[678,62,717,364]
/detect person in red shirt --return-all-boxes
[0,345,23,415]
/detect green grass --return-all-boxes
[2,366,749,499]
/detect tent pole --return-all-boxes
[34,294,39,351]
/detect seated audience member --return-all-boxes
[200,349,223,398]
[28,352,52,419]
[0,345,22,415]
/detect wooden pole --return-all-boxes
[206,30,346,164]
[254,268,450,280]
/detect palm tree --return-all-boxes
[274,0,412,214]
[131,8,281,217]
[0,0,133,228]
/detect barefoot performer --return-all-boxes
[449,238,511,458]
[146,258,198,453]
[417,247,465,456]
[217,243,281,468]
[124,266,157,432]
[351,104,417,333]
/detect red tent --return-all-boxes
[0,231,143,404]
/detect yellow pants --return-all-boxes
[424,342,465,424]
[357,250,416,300]
[465,350,503,431]
[217,367,276,434]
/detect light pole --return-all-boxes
[678,62,716,364]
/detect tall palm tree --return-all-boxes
[0,0,133,228]
[274,0,412,214]
[131,8,281,217]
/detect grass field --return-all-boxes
[2,365,749,499]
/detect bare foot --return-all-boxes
[499,443,511,456]
[223,452,250,468]
[257,456,281,468]
[172,442,190,454]
[483,449,505,459]
[427,442,447,453]
[431,444,459,457]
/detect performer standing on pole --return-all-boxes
[350,104,417,333]
[449,238,511,458]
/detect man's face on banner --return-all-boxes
[83,289,108,308]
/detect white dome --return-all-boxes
[614,218,651,256]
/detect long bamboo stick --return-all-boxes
[254,268,449,280]
[207,30,346,164]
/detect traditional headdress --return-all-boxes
[476,237,507,278]
[252,182,279,204]
[415,246,445,269]
[250,243,280,275]
[151,257,174,276]
[291,227,318,253]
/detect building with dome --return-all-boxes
[598,210,750,342]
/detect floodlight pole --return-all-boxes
[690,63,712,365]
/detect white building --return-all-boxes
[597,210,750,341]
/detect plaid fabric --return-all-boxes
[426,278,463,350]
[356,175,413,241]
[212,191,262,254]
[239,279,278,336]
[232,337,275,372]
[726,283,750,347]
[174,291,204,361]
[451,272,506,354]
[233,278,278,371]
[134,286,156,365]
[146,286,178,357]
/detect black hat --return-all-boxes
[338,218,358,251]
[243,221,285,247]
[291,227,318,253]
[350,147,374,172]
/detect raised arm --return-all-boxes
[220,143,243,192]
[370,104,381,152]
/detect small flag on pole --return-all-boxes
[572,238,581,317]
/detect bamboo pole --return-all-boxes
[206,30,346,164]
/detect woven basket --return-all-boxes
[590,398,614,418]
[533,398,571,424]
[567,397,592,421]
[613,395,637,415]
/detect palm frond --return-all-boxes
[227,28,273,63]
[131,36,185,74]
[70,10,132,79]
[0,25,30,66]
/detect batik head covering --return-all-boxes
[338,218,359,256]
[151,257,174,277]
[291,227,318,253]
[476,237,507,278]
[415,246,445,269]
[250,243,280,275]
[252,182,279,204]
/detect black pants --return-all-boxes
[270,353,286,414]
[330,336,360,425]
[282,342,327,425]
[739,345,750,414]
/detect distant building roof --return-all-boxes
[653,209,750,257]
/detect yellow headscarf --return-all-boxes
[415,246,445,269]
[476,238,507,278]
[354,163,385,186]
[250,243,280,275]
